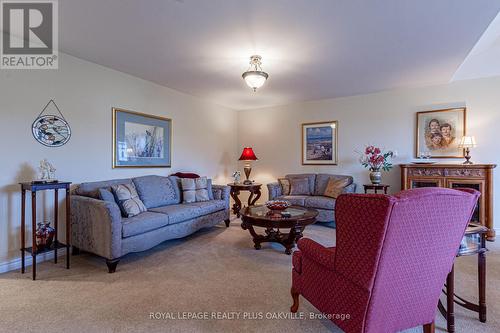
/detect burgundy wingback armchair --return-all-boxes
[291,188,480,333]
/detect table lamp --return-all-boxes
[458,136,476,165]
[238,147,258,185]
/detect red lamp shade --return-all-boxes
[238,147,258,161]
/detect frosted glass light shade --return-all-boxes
[242,71,268,91]
[459,136,477,148]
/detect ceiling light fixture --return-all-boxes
[242,55,269,92]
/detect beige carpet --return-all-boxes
[0,218,499,333]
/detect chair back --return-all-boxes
[364,188,479,333]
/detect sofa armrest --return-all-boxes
[297,238,336,271]
[212,184,230,206]
[267,182,282,200]
[70,195,122,260]
[342,182,357,194]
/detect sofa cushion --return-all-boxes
[304,196,335,210]
[133,175,181,208]
[195,177,210,202]
[149,204,202,225]
[324,178,351,199]
[314,174,353,196]
[111,183,147,218]
[188,200,226,215]
[276,195,309,206]
[181,178,197,203]
[75,178,132,199]
[99,188,116,204]
[122,211,170,238]
[278,178,291,195]
[286,174,316,194]
[289,178,311,195]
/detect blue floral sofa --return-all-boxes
[267,173,356,226]
[71,175,230,273]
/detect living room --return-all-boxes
[1,1,500,332]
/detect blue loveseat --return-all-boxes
[267,173,356,226]
[71,175,230,272]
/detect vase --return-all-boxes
[44,221,55,248]
[369,170,382,185]
[35,222,47,250]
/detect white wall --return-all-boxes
[0,53,238,264]
[237,76,500,227]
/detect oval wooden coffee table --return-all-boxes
[240,205,318,255]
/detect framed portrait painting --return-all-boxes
[415,107,466,158]
[302,121,338,165]
[112,108,172,168]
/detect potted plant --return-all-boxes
[359,146,394,184]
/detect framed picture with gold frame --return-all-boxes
[112,108,172,168]
[302,121,338,165]
[415,107,466,158]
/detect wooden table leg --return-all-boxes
[248,188,261,206]
[21,189,25,274]
[479,236,486,322]
[66,188,71,269]
[447,265,455,333]
[230,189,242,218]
[54,189,58,264]
[31,191,37,281]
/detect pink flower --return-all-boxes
[374,147,381,155]
[365,146,374,155]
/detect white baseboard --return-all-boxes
[0,250,66,274]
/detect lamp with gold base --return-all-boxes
[238,147,258,185]
[458,136,477,165]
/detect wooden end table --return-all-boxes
[363,184,390,194]
[227,183,262,218]
[20,181,72,280]
[240,205,318,255]
[438,223,488,333]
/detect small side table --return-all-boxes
[20,181,72,280]
[227,183,262,218]
[363,184,390,194]
[438,223,488,333]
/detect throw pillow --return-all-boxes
[98,188,116,204]
[195,177,210,202]
[278,178,291,195]
[289,178,311,195]
[111,183,147,217]
[181,178,196,203]
[323,178,351,199]
[181,177,210,203]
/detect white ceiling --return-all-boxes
[452,12,500,82]
[59,0,500,110]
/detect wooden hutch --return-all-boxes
[400,164,496,241]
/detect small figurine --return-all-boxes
[232,171,241,184]
[38,159,56,181]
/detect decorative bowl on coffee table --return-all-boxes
[265,200,291,211]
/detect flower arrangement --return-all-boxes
[359,146,394,172]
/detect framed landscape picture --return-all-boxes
[113,108,172,168]
[416,107,466,158]
[302,121,338,165]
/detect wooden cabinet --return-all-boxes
[400,164,496,241]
